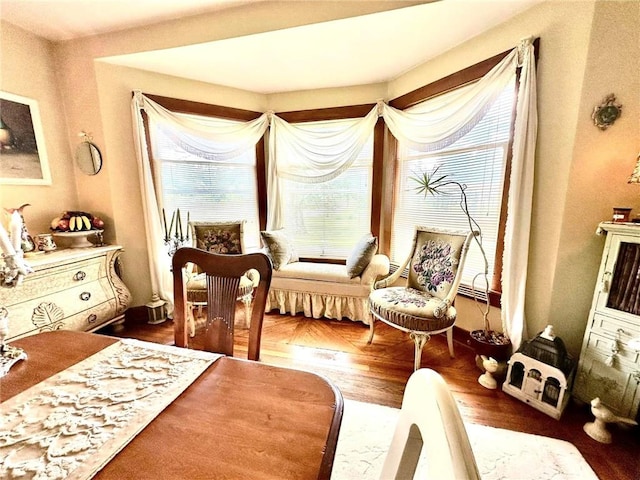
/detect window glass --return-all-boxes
[279,119,374,258]
[391,78,516,296]
[149,115,260,249]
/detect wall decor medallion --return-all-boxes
[592,94,622,130]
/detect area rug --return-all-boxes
[332,399,599,480]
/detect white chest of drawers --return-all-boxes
[0,245,131,341]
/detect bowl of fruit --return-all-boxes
[51,211,105,248]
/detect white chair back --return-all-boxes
[379,369,481,479]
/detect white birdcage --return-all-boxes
[503,326,575,419]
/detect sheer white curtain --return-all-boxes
[130,91,269,309]
[267,106,379,229]
[381,48,518,152]
[379,38,537,350]
[501,39,538,350]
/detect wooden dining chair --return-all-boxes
[172,247,273,360]
[186,220,254,335]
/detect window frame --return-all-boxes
[276,104,385,263]
[382,40,540,306]
[141,93,268,231]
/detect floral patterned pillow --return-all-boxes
[260,229,298,270]
[192,223,243,254]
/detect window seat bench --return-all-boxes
[265,254,390,325]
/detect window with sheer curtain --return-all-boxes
[278,119,374,258]
[148,114,261,249]
[391,78,516,297]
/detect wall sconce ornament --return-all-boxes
[592,94,622,130]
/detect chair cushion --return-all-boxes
[260,229,299,270]
[274,261,361,284]
[346,234,378,278]
[186,273,254,303]
[369,287,456,332]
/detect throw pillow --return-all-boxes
[260,229,299,270]
[346,234,378,278]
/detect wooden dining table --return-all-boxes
[1,330,343,479]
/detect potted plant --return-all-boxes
[412,167,511,360]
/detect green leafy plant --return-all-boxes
[411,167,509,346]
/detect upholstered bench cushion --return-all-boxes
[369,286,456,332]
[274,262,362,285]
[266,254,390,324]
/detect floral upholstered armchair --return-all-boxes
[368,226,475,371]
[185,221,258,335]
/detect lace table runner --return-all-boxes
[0,339,221,480]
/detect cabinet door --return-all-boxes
[595,234,640,323]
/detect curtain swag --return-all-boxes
[131,37,537,348]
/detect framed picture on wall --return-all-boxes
[0,91,51,185]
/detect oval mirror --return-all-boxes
[76,141,102,175]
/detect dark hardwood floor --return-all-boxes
[99,311,639,480]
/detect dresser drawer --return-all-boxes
[10,300,120,341]
[63,299,119,332]
[584,329,640,366]
[590,313,640,346]
[0,257,104,307]
[7,278,113,339]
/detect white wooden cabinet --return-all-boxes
[574,222,640,421]
[0,245,131,341]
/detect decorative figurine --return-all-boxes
[0,307,27,377]
[6,204,36,253]
[583,397,638,444]
[0,215,33,287]
[478,355,499,389]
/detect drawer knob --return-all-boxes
[74,271,87,281]
[80,291,91,301]
[87,314,97,324]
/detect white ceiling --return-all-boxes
[0,0,543,94]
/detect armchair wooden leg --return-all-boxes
[409,332,430,371]
[241,294,252,329]
[446,328,455,358]
[367,318,375,344]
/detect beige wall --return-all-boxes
[0,22,77,235]
[2,1,639,357]
[550,0,639,355]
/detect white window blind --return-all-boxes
[149,114,261,249]
[279,119,374,258]
[391,78,516,295]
